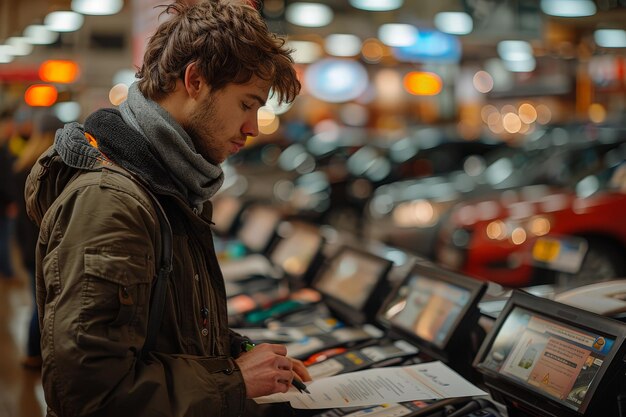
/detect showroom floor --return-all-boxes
[0,248,45,417]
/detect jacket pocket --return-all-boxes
[80,247,154,343]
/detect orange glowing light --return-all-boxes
[24,84,58,107]
[403,72,442,96]
[39,60,80,84]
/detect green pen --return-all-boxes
[243,341,311,394]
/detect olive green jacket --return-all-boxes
[25,138,249,416]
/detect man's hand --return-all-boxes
[235,343,296,398]
[289,357,311,382]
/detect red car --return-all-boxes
[436,162,626,287]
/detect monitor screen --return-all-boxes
[269,222,322,278]
[477,306,616,412]
[380,274,472,348]
[237,206,281,253]
[314,248,389,311]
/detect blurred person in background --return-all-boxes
[24,1,308,416]
[11,105,33,156]
[14,113,64,369]
[0,108,17,282]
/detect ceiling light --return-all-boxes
[325,34,362,57]
[72,0,123,15]
[39,59,80,84]
[25,84,58,107]
[349,0,403,11]
[403,72,443,96]
[259,115,280,136]
[378,24,418,47]
[594,29,626,48]
[23,25,59,45]
[304,59,369,103]
[113,69,138,86]
[0,53,13,64]
[286,40,323,64]
[518,103,537,123]
[392,29,462,63]
[434,12,473,35]
[45,11,84,32]
[109,83,129,106]
[375,69,403,104]
[257,106,276,128]
[536,104,552,124]
[540,0,596,17]
[0,46,13,57]
[497,40,533,61]
[54,102,81,122]
[502,113,522,133]
[504,57,536,72]
[361,38,384,63]
[286,3,333,27]
[39,60,81,83]
[267,89,294,115]
[5,37,33,56]
[473,70,494,93]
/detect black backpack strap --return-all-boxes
[98,164,173,356]
[141,187,173,356]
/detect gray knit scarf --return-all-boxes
[119,83,224,213]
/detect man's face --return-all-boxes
[184,77,270,164]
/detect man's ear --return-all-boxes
[183,62,206,100]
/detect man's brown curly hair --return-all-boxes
[137,0,300,104]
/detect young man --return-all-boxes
[25,1,309,416]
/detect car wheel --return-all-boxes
[555,239,626,290]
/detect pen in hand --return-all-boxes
[291,375,311,394]
[243,341,311,394]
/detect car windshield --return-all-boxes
[575,159,626,198]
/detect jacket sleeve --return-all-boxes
[37,178,246,417]
[229,328,252,357]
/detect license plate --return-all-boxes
[532,238,561,262]
[532,236,588,274]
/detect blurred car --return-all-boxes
[365,125,626,258]
[327,129,503,233]
[221,139,299,200]
[364,128,559,257]
[220,127,366,219]
[435,139,626,287]
[224,126,504,234]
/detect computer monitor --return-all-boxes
[236,205,282,253]
[269,221,324,284]
[474,290,626,417]
[378,262,486,361]
[312,246,393,325]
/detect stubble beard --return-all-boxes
[185,93,225,165]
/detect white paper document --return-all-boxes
[255,361,487,409]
